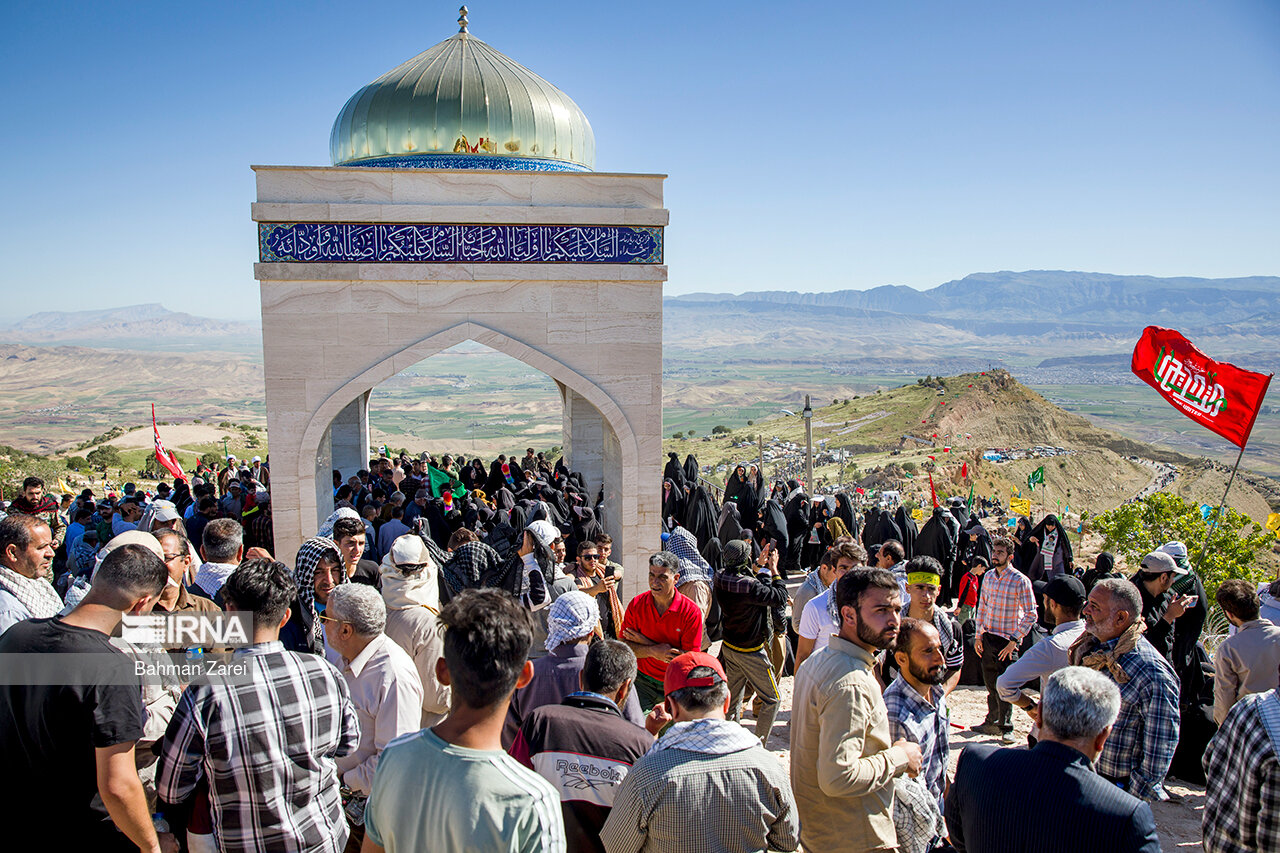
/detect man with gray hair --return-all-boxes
[946,666,1161,852]
[323,583,424,804]
[1069,577,1180,802]
[192,517,244,602]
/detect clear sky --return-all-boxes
[2,0,1278,321]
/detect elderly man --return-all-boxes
[191,518,244,603]
[1069,578,1180,802]
[619,552,704,711]
[1202,675,1280,853]
[1211,578,1280,724]
[322,583,423,849]
[946,667,1161,853]
[506,591,645,747]
[997,574,1087,743]
[0,514,60,634]
[512,640,653,853]
[379,534,450,727]
[601,651,799,853]
[973,536,1037,741]
[152,530,220,615]
[790,568,923,853]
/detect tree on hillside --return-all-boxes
[1092,492,1274,597]
[86,445,120,470]
[199,452,222,469]
[671,432,684,440]
[65,456,89,471]
[711,425,730,435]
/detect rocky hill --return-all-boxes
[3,304,260,351]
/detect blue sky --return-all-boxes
[2,0,1277,321]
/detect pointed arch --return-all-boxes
[298,320,639,506]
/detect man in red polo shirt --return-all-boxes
[620,551,704,710]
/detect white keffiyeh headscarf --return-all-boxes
[0,566,63,620]
[544,590,599,651]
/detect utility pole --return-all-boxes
[802,394,813,490]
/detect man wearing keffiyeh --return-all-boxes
[1072,577,1180,802]
[0,514,61,634]
[600,652,800,853]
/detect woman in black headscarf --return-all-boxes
[724,465,760,533]
[800,498,833,569]
[718,501,747,545]
[664,453,686,492]
[861,508,878,551]
[782,486,811,579]
[834,492,857,539]
[681,484,719,548]
[1081,551,1121,592]
[568,506,604,561]
[683,455,700,489]
[871,509,903,548]
[662,478,684,530]
[894,505,918,560]
[1012,516,1035,573]
[1027,514,1073,581]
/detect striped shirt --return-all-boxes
[155,642,360,853]
[975,566,1036,642]
[1093,635,1180,802]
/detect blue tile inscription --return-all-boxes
[259,223,662,264]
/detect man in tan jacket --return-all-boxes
[790,567,922,852]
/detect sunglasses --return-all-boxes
[580,554,603,561]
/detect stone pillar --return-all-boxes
[562,387,604,500]
[330,392,370,483]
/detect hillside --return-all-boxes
[3,304,260,352]
[663,370,1275,525]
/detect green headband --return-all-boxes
[906,572,941,587]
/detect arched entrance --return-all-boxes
[255,166,667,602]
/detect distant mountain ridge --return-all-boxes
[670,271,1280,333]
[3,304,260,351]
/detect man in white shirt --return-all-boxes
[997,575,1087,744]
[794,543,862,668]
[323,583,424,846]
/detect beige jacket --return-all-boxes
[1214,618,1280,724]
[790,634,910,853]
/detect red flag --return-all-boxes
[928,474,939,508]
[152,404,187,482]
[943,446,951,453]
[1131,326,1273,448]
[927,455,937,461]
[931,433,938,438]
[961,462,969,478]
[855,487,865,495]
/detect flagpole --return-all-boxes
[1197,443,1247,563]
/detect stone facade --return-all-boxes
[254,166,666,604]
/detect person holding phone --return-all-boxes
[1132,551,1191,664]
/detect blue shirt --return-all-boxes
[884,676,949,809]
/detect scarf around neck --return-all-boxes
[649,718,760,756]
[0,565,64,620]
[1069,620,1145,683]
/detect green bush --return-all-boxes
[86,445,121,470]
[711,425,730,435]
[65,456,89,471]
[1092,492,1274,597]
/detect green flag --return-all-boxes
[1027,466,1045,491]
[427,464,466,499]
[966,481,974,510]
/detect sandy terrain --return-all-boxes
[106,423,243,453]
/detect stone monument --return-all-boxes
[255,8,666,601]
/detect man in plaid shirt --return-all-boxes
[157,558,361,853]
[1071,578,1180,802]
[884,618,951,813]
[973,536,1036,741]
[1202,685,1280,853]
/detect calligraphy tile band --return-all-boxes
[259,223,662,265]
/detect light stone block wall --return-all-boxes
[255,167,666,605]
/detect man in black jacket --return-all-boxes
[945,666,1161,853]
[714,538,788,746]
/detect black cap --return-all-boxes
[1042,575,1087,609]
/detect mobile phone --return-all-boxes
[1185,596,1198,608]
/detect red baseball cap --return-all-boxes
[663,651,727,697]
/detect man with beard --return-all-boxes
[8,476,65,548]
[790,568,923,853]
[884,618,951,813]
[973,536,1037,742]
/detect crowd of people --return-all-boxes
[0,447,1276,853]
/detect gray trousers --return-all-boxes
[721,644,780,745]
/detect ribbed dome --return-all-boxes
[329,9,595,171]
